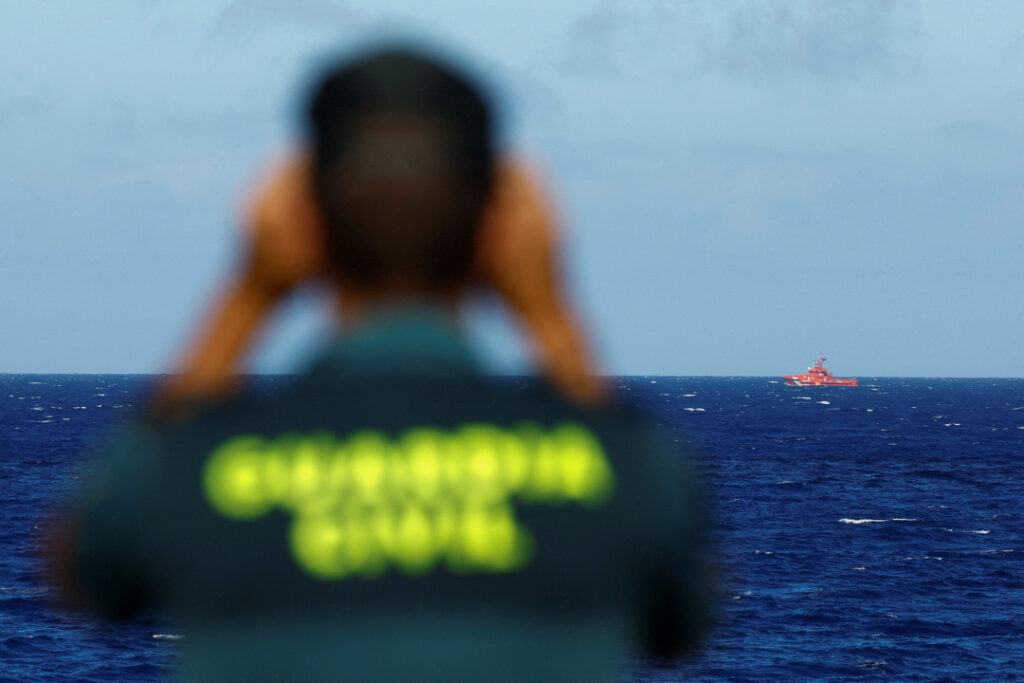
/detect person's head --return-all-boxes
[305,47,496,302]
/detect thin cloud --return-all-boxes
[559,0,922,81]
[704,0,922,80]
[558,0,692,79]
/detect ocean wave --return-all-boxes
[839,518,918,525]
[858,660,893,673]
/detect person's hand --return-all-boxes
[239,152,326,296]
[476,159,607,404]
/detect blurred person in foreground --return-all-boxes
[55,46,711,682]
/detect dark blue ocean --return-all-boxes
[2,375,1022,682]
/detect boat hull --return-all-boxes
[783,375,858,387]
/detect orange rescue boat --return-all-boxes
[784,353,858,387]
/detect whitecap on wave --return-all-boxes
[839,518,918,524]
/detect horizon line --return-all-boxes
[2,372,1023,381]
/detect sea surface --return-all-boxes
[1,375,1022,682]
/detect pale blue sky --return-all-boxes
[2,1,1022,376]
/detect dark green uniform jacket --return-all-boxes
[73,308,710,682]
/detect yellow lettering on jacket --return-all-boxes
[202,423,614,580]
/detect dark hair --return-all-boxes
[306,48,496,291]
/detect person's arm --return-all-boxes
[154,276,277,410]
[475,159,607,405]
[153,154,325,412]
